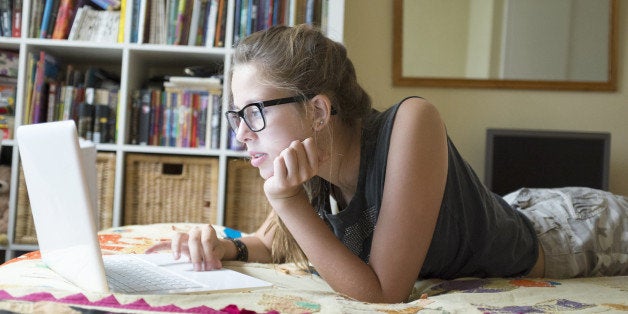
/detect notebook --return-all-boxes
[16,120,272,294]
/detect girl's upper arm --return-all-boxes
[368,97,449,300]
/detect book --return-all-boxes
[246,0,255,35]
[165,76,222,89]
[117,0,125,42]
[47,0,63,38]
[197,91,209,147]
[39,0,56,38]
[166,0,178,44]
[93,104,109,143]
[137,88,152,145]
[149,88,162,145]
[213,0,226,47]
[106,88,118,143]
[194,0,209,45]
[67,5,86,40]
[187,0,201,46]
[11,0,21,37]
[179,0,194,45]
[45,81,60,122]
[232,0,241,43]
[30,51,60,124]
[210,93,221,148]
[148,0,166,44]
[90,0,121,10]
[29,0,43,38]
[161,89,173,146]
[128,90,140,144]
[204,0,218,47]
[237,0,249,41]
[136,0,149,43]
[52,0,77,39]
[129,0,139,42]
[69,5,120,42]
[0,0,11,37]
[77,102,94,139]
[60,84,75,120]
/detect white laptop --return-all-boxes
[16,120,272,294]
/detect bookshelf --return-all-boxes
[0,0,345,262]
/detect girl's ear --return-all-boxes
[310,94,332,131]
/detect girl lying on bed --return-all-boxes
[147,24,628,303]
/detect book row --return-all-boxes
[0,0,328,45]
[21,0,121,41]
[1,47,248,150]
[22,50,120,143]
[131,0,327,47]
[0,0,21,38]
[127,76,229,150]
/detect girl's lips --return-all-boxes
[249,152,268,167]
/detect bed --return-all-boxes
[1,222,626,313]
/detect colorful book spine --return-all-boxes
[117,0,126,42]
[90,0,121,10]
[11,0,21,37]
[52,0,76,39]
[39,0,55,38]
[174,0,187,45]
[204,0,218,47]
[30,51,56,124]
[0,0,12,37]
[210,93,221,149]
[187,0,200,46]
[213,0,225,47]
[45,81,59,122]
[197,92,208,147]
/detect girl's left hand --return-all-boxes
[264,138,319,201]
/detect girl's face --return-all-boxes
[230,64,314,179]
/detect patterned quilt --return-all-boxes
[1,223,626,313]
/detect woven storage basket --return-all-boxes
[14,152,116,244]
[225,158,270,233]
[124,154,218,225]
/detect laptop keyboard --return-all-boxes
[104,255,204,293]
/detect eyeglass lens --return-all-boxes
[227,103,265,132]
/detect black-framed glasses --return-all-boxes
[225,95,309,133]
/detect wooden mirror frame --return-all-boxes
[392,0,618,91]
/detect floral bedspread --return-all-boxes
[0,223,626,313]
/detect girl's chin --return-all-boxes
[258,168,273,180]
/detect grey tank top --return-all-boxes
[315,97,539,279]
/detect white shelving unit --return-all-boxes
[1,0,344,262]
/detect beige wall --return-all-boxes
[343,0,628,196]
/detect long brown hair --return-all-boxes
[232,24,372,268]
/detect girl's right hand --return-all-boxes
[145,224,225,271]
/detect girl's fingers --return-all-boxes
[200,225,222,270]
[187,227,204,271]
[282,144,299,180]
[273,155,287,180]
[144,241,171,254]
[266,138,320,199]
[171,232,187,260]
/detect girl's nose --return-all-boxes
[235,123,255,143]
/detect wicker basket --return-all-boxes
[14,152,117,244]
[124,154,219,225]
[225,158,270,233]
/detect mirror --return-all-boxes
[393,0,618,90]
